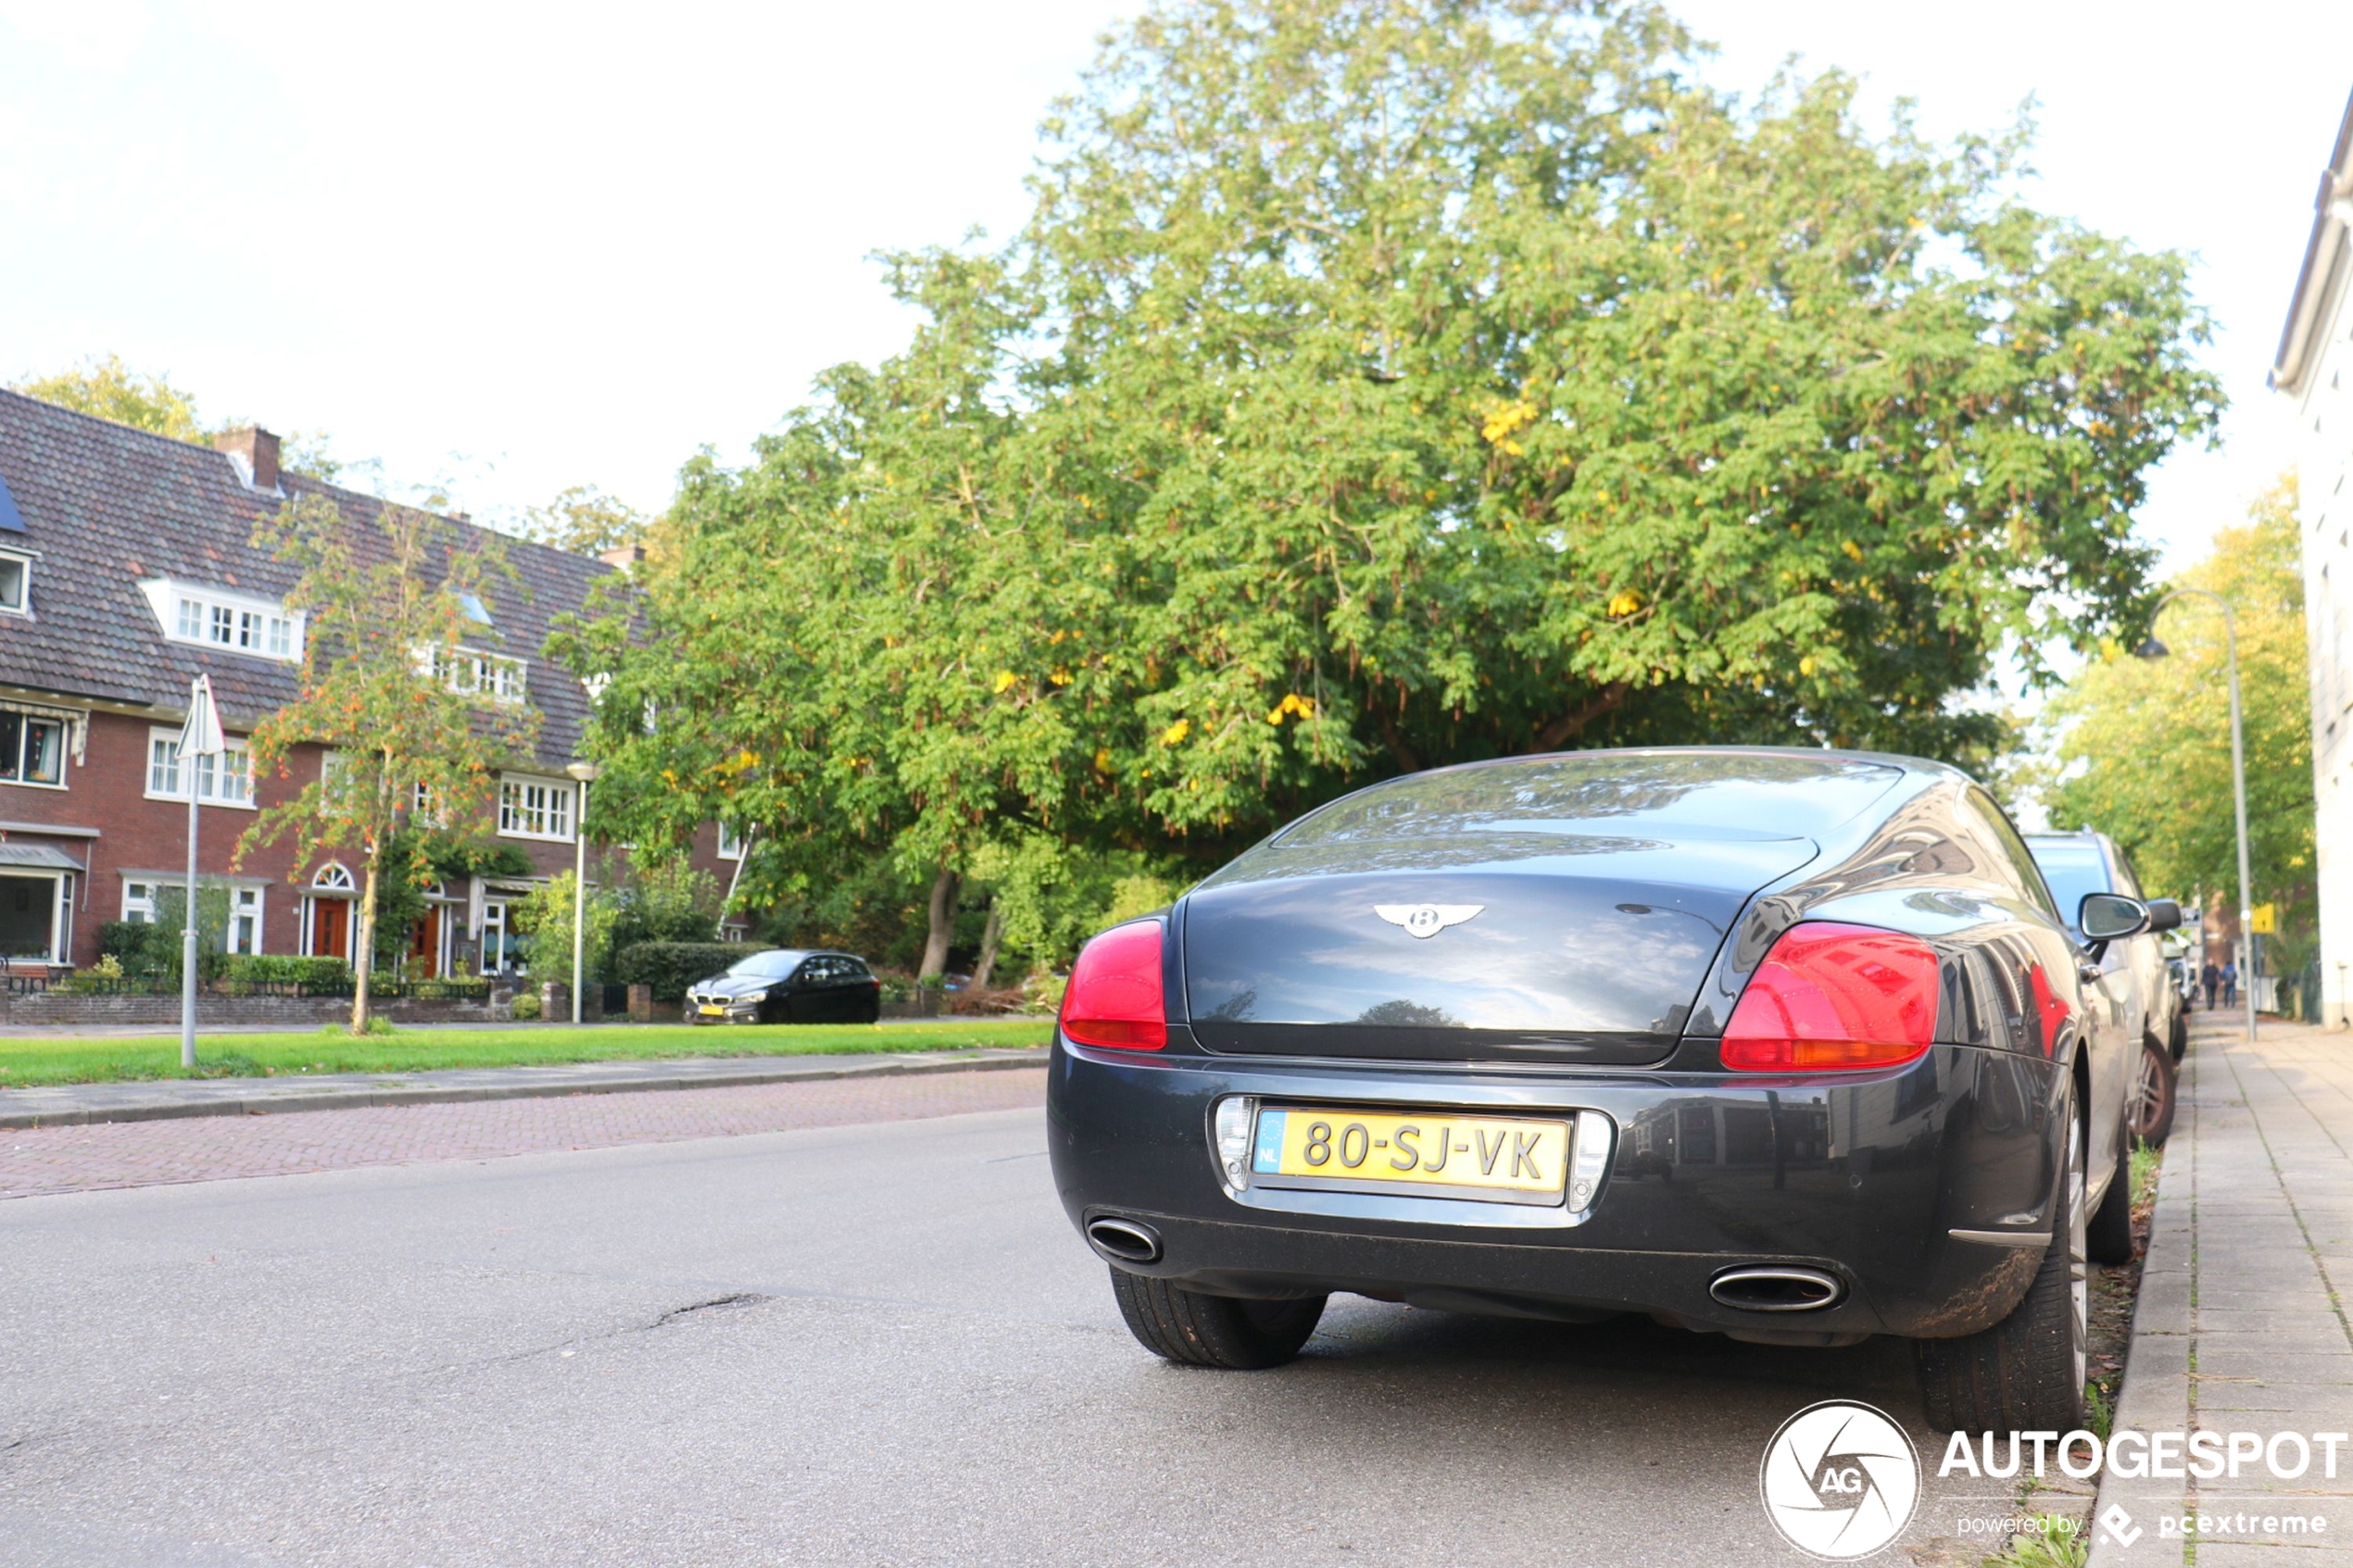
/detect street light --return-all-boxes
[564,761,600,1025]
[2135,586,2255,1044]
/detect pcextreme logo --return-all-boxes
[1759,1400,1922,1560]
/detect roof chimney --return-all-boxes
[215,427,282,493]
[599,542,646,571]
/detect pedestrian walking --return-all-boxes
[2222,960,2239,1010]
[2204,960,2221,1010]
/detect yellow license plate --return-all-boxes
[698,1004,725,1017]
[1252,1106,1569,1205]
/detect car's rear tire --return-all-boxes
[2087,1134,2136,1265]
[2128,1037,2177,1148]
[1915,1103,2087,1434]
[1108,1269,1327,1369]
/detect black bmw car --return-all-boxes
[1048,748,2147,1433]
[686,949,883,1024]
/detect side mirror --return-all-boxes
[2143,897,2183,934]
[2079,892,2152,943]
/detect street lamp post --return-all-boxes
[2136,587,2256,1044]
[564,761,600,1025]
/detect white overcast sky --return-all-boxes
[2,0,2347,575]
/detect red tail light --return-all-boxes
[1060,920,1167,1050]
[1720,922,1939,1072]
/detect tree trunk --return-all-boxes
[918,866,961,981]
[971,901,1006,990]
[352,855,381,1035]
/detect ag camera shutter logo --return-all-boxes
[1759,1400,1921,1559]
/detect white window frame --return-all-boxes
[141,578,302,664]
[417,644,527,704]
[145,726,257,809]
[228,886,264,955]
[717,822,747,860]
[0,709,68,790]
[0,868,69,964]
[497,774,575,842]
[0,548,29,616]
[122,879,158,924]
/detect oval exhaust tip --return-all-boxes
[1709,1266,1844,1312]
[1086,1217,1162,1264]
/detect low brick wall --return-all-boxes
[0,990,499,1028]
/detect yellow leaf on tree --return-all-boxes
[993,671,1020,693]
[1799,656,1818,677]
[1160,719,1190,746]
[1607,590,1642,618]
[1841,540,1865,562]
[1092,746,1112,773]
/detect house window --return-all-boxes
[717,822,747,859]
[123,881,158,923]
[228,887,262,955]
[0,551,27,614]
[0,711,66,786]
[149,581,300,663]
[497,776,574,841]
[145,727,255,808]
[421,645,528,703]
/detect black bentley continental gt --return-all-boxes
[1048,748,2147,1433]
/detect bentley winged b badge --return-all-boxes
[1374,903,1484,939]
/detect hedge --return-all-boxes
[613,942,744,1003]
[222,954,355,988]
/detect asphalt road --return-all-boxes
[0,1099,2031,1566]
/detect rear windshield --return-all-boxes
[2026,841,2109,931]
[1277,752,1904,846]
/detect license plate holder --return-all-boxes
[1250,1105,1571,1207]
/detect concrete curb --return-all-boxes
[2083,1029,2206,1566]
[0,1048,1051,1131]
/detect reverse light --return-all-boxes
[1720,922,1939,1073]
[1060,920,1168,1050]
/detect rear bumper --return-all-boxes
[1047,1037,2065,1341]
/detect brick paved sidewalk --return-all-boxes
[0,1065,1047,1199]
[2092,1016,2353,1565]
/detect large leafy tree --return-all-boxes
[571,0,2224,959]
[1014,0,2221,842]
[239,496,539,1031]
[553,254,1076,975]
[12,355,344,479]
[2043,482,2316,947]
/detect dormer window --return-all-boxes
[417,644,526,703]
[0,549,28,615]
[142,579,301,663]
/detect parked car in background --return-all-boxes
[2025,831,2185,1145]
[686,949,883,1024]
[1051,748,2148,1434]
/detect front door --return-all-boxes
[308,897,350,960]
[407,908,441,975]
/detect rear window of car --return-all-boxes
[1276,751,1904,846]
[2026,840,2111,931]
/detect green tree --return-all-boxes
[523,484,651,558]
[12,354,344,479]
[553,252,1072,977]
[512,871,623,988]
[2044,481,2316,941]
[14,354,206,440]
[236,495,540,1031]
[1006,0,2221,841]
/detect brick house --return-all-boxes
[0,389,743,976]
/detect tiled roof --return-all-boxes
[0,387,610,764]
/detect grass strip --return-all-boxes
[0,1019,1050,1088]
